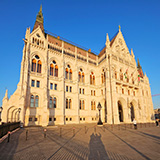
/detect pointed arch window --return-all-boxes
[35,95,39,107]
[101,69,105,84]
[37,60,42,73]
[65,65,72,80]
[49,96,57,108]
[30,95,39,107]
[30,95,34,107]
[32,59,36,72]
[90,72,95,85]
[50,60,58,77]
[31,55,42,73]
[79,68,85,83]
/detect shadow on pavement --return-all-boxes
[105,127,151,160]
[0,129,24,160]
[88,133,109,160]
[139,131,160,140]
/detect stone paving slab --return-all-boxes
[0,124,159,160]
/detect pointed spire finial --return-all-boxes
[40,4,42,12]
[131,48,135,58]
[36,4,43,23]
[5,89,8,98]
[105,33,110,48]
[119,25,121,31]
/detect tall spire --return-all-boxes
[36,4,43,23]
[137,58,141,69]
[33,4,44,32]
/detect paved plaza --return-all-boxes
[0,123,159,160]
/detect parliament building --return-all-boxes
[1,6,154,126]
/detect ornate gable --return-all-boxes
[110,28,129,56]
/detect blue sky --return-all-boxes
[0,0,160,108]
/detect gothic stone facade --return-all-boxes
[1,6,154,126]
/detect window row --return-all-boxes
[31,80,40,88]
[116,87,136,96]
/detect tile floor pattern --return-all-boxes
[0,123,159,160]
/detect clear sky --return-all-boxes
[0,0,160,108]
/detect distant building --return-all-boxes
[1,5,154,126]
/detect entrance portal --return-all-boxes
[118,101,123,122]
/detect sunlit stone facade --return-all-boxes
[1,6,154,126]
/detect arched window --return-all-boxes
[90,72,95,85]
[37,60,42,73]
[69,69,72,80]
[30,95,39,107]
[65,68,68,79]
[101,69,105,83]
[79,68,85,83]
[31,55,42,73]
[35,95,39,107]
[49,96,57,108]
[120,69,123,81]
[55,65,58,77]
[50,60,58,77]
[53,97,57,108]
[30,95,34,107]
[65,65,72,80]
[50,64,54,76]
[31,59,36,72]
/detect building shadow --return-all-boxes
[88,133,109,160]
[0,129,24,160]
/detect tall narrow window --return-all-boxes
[53,97,56,108]
[69,99,72,109]
[31,59,36,72]
[30,95,34,107]
[37,81,40,88]
[49,97,52,108]
[31,80,35,87]
[65,68,68,79]
[82,72,85,83]
[37,60,42,73]
[35,95,39,107]
[90,72,95,85]
[66,99,68,109]
[55,65,58,77]
[50,64,54,76]
[69,69,72,80]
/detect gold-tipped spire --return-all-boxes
[36,4,43,23]
[119,25,121,31]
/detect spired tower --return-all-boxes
[1,6,154,126]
